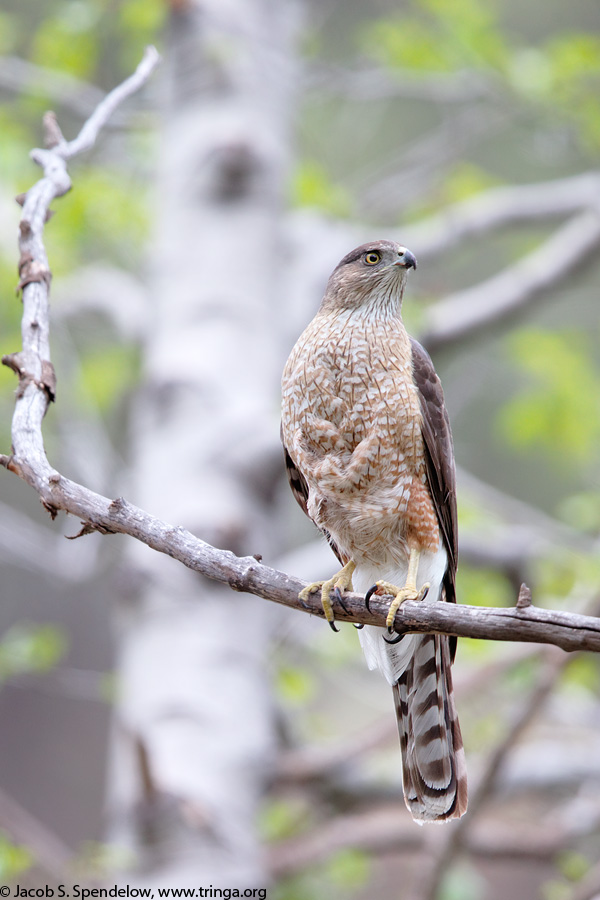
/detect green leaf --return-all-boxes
[259,798,307,841]
[0,832,32,880]
[327,848,370,890]
[291,161,353,218]
[362,0,509,74]
[76,343,140,413]
[276,664,316,706]
[30,3,100,79]
[455,564,513,609]
[556,850,590,883]
[0,623,67,684]
[438,860,486,900]
[497,329,600,467]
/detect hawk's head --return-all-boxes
[321,240,417,314]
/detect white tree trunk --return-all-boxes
[106,0,298,886]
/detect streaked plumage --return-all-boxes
[281,240,467,822]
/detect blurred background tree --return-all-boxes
[1,0,600,898]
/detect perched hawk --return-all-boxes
[281,240,467,822]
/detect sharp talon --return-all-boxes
[420,585,430,601]
[353,623,364,630]
[328,620,340,633]
[333,586,350,616]
[383,631,403,644]
[364,584,378,612]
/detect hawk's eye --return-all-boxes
[364,251,381,266]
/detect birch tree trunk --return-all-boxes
[106,0,298,886]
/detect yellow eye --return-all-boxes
[364,251,381,265]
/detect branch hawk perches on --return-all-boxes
[281,240,467,823]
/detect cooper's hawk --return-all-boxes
[281,240,467,822]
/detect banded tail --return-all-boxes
[393,632,467,822]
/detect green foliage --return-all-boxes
[363,0,509,74]
[30,1,101,79]
[291,161,353,218]
[455,563,513,609]
[438,860,486,900]
[562,655,600,693]
[0,833,32,880]
[556,850,590,882]
[326,849,370,891]
[363,0,600,150]
[270,852,371,900]
[74,841,135,877]
[497,329,600,468]
[46,168,150,275]
[0,623,67,684]
[535,34,600,150]
[276,663,316,706]
[557,491,600,533]
[76,343,140,413]
[542,852,590,900]
[118,0,167,69]
[259,797,308,842]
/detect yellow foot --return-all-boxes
[298,560,356,632]
[366,579,430,631]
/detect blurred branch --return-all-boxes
[404,171,600,258]
[308,64,494,104]
[0,784,73,879]
[421,210,600,351]
[0,55,106,117]
[268,804,569,879]
[276,644,539,787]
[0,500,98,580]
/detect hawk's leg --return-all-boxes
[298,560,356,633]
[365,548,430,632]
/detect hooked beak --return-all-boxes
[394,247,417,270]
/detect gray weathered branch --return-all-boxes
[2,455,600,651]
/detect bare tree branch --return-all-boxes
[403,171,600,259]
[0,784,73,880]
[268,804,571,879]
[0,55,107,118]
[421,210,600,352]
[307,64,495,104]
